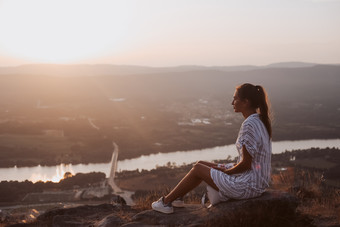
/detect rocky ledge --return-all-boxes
[12,190,313,227]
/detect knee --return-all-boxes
[192,162,203,172]
[190,162,206,178]
[192,161,200,170]
[195,160,204,166]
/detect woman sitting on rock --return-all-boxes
[152,83,272,214]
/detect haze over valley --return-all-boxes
[0,63,339,168]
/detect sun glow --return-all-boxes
[0,0,134,64]
[0,0,339,66]
[29,164,75,183]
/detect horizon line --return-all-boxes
[1,61,339,69]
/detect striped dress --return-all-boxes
[210,113,271,200]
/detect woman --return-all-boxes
[152,83,272,214]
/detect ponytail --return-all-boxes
[236,83,272,138]
[255,85,272,138]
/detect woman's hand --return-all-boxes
[213,145,252,175]
[211,166,226,173]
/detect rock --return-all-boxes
[206,190,300,226]
[133,204,206,226]
[121,222,167,227]
[96,214,125,227]
[133,190,301,227]
[52,215,86,227]
[25,190,310,227]
[34,204,134,227]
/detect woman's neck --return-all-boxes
[242,109,257,119]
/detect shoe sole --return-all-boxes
[152,204,174,214]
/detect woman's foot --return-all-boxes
[151,197,174,214]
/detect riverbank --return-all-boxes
[1,138,339,183]
[2,147,339,206]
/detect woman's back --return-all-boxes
[236,113,271,195]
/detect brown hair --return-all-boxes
[236,83,272,138]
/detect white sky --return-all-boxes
[0,0,339,67]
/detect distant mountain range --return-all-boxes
[0,62,333,76]
[0,62,339,109]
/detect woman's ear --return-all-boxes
[243,99,253,110]
[243,99,250,106]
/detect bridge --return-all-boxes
[107,142,134,205]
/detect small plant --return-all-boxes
[132,185,171,211]
[132,184,205,211]
[271,167,340,226]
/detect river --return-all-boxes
[0,139,339,183]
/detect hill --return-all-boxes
[0,61,323,76]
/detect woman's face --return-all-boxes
[231,90,247,113]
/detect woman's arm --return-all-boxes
[213,145,252,175]
[197,160,219,168]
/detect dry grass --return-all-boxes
[132,184,204,211]
[271,167,340,226]
[132,184,171,211]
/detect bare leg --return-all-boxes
[163,162,219,204]
[197,160,218,168]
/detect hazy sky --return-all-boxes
[0,0,339,67]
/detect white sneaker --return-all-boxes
[151,197,174,214]
[172,197,185,207]
[201,193,207,207]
